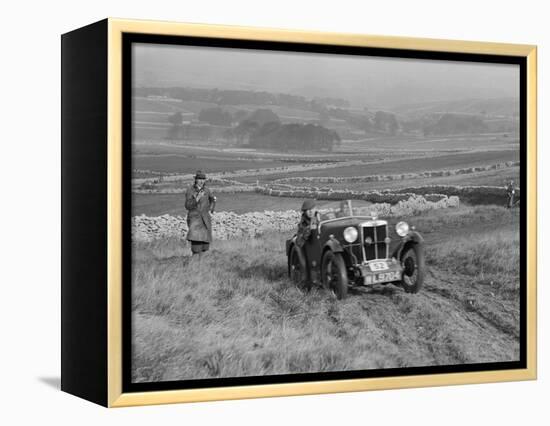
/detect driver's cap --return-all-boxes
[301,199,316,211]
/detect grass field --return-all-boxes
[134,97,216,114]
[131,206,520,382]
[132,163,519,216]
[133,154,286,175]
[341,134,518,151]
[133,140,385,161]
[286,166,520,192]
[236,149,519,183]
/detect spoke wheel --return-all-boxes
[400,244,425,293]
[321,251,348,300]
[289,245,310,290]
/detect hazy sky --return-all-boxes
[133,43,520,107]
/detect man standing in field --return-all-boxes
[506,179,516,208]
[185,170,217,258]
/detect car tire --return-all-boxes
[289,244,310,291]
[321,250,348,300]
[400,243,425,293]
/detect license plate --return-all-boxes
[364,271,401,285]
[369,261,389,271]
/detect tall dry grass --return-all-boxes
[132,205,520,382]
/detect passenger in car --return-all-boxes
[335,200,352,218]
[296,199,318,248]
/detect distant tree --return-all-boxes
[168,111,183,126]
[388,114,399,135]
[233,120,259,145]
[318,109,330,125]
[328,107,351,120]
[198,107,232,126]
[232,109,248,122]
[167,112,183,139]
[374,111,385,130]
[347,115,372,134]
[197,125,213,140]
[309,100,328,115]
[244,108,280,127]
[248,122,339,151]
[230,108,280,145]
[424,113,488,135]
[313,96,351,108]
[374,111,399,134]
[277,93,310,109]
[222,127,236,141]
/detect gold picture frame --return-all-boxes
[61,17,537,408]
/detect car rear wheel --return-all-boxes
[289,244,310,291]
[321,251,348,300]
[400,243,425,293]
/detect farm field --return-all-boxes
[131,206,520,382]
[134,137,515,158]
[343,134,518,151]
[132,145,520,216]
[134,97,216,114]
[283,167,521,192]
[133,154,287,175]
[235,149,519,184]
[133,140,389,161]
[132,172,516,217]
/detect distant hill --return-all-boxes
[424,113,488,136]
[390,97,519,118]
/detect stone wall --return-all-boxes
[132,195,460,242]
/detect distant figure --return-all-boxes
[185,170,217,256]
[296,199,318,248]
[506,180,516,208]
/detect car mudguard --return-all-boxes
[323,235,345,254]
[392,230,424,259]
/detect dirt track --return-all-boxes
[342,265,519,367]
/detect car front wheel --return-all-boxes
[400,243,425,293]
[321,250,348,300]
[289,244,310,291]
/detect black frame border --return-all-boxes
[122,33,527,394]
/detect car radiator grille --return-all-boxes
[347,244,363,265]
[363,225,388,261]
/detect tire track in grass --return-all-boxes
[343,264,519,367]
[426,268,520,342]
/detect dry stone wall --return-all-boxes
[393,185,518,205]
[272,161,520,184]
[132,195,460,242]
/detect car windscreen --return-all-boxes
[316,200,375,220]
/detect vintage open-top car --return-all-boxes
[286,200,425,299]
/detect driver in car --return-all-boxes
[296,199,318,248]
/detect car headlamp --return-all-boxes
[395,221,410,237]
[343,226,358,243]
